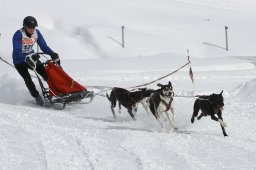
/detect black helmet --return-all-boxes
[23,16,38,28]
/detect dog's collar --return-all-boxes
[160,94,172,100]
[160,91,174,98]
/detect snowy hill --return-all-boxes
[0,0,256,169]
[234,78,256,102]
[1,0,256,59]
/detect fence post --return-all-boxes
[225,26,228,51]
[121,26,125,48]
[0,33,1,51]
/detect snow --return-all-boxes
[234,79,256,102]
[0,0,256,169]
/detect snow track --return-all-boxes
[0,87,256,169]
[0,54,256,170]
[0,56,256,169]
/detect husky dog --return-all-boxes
[106,87,153,120]
[149,81,177,129]
[191,91,228,136]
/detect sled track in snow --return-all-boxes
[119,146,144,170]
[76,138,95,170]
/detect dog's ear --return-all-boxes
[157,83,163,87]
[168,81,172,87]
[220,90,223,95]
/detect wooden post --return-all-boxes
[225,26,228,51]
[121,26,125,48]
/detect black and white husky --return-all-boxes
[149,81,177,130]
[106,87,153,120]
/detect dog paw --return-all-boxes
[191,117,194,123]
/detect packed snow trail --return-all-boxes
[0,82,256,169]
[0,56,256,169]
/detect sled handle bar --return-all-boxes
[34,52,49,60]
[34,53,60,66]
[35,52,49,56]
[35,53,55,62]
[36,59,55,64]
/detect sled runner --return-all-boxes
[30,53,94,109]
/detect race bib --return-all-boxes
[20,29,38,54]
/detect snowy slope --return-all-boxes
[1,0,256,59]
[234,78,256,102]
[0,0,256,169]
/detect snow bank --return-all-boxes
[0,73,31,105]
[234,79,256,102]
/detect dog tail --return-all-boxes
[192,99,200,117]
[106,93,111,101]
[107,90,117,107]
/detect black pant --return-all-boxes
[15,62,48,98]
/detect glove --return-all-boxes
[51,53,59,61]
[25,54,40,68]
[31,54,40,61]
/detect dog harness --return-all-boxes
[160,98,173,112]
[128,93,137,106]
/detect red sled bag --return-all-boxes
[45,62,86,96]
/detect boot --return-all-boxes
[35,95,44,106]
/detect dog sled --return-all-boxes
[30,53,94,110]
